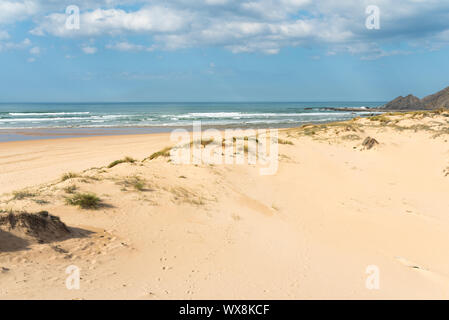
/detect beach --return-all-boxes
[1,110,449,299]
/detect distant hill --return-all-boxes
[383,86,449,110]
[421,86,449,109]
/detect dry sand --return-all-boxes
[1,110,449,299]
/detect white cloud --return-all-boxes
[328,42,412,60]
[31,6,189,37]
[0,0,38,24]
[0,30,10,40]
[82,46,97,54]
[0,38,31,51]
[106,41,152,51]
[30,46,40,55]
[240,0,310,20]
[16,0,449,57]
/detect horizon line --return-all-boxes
[0,100,388,104]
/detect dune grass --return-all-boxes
[198,138,214,147]
[170,186,204,205]
[341,134,361,141]
[33,199,49,205]
[108,156,136,168]
[66,193,101,209]
[118,176,147,191]
[63,185,78,194]
[12,190,36,200]
[61,172,79,182]
[132,179,145,191]
[277,138,294,145]
[147,147,172,160]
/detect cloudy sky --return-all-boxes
[1,0,449,102]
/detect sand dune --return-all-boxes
[1,110,449,299]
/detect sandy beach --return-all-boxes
[1,110,449,299]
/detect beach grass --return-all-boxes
[147,147,172,160]
[12,190,36,200]
[108,156,137,168]
[61,172,79,182]
[63,185,78,194]
[118,176,147,191]
[277,138,294,145]
[66,193,101,209]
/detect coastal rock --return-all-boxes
[421,86,449,109]
[362,137,379,150]
[383,86,449,110]
[383,94,423,110]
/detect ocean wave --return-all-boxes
[0,104,382,130]
[0,117,88,122]
[9,112,90,116]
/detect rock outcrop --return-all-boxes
[362,137,379,150]
[421,86,449,109]
[383,86,449,110]
[383,94,423,110]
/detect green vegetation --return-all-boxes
[108,156,137,168]
[341,134,361,141]
[277,138,294,145]
[33,199,49,205]
[170,186,204,205]
[232,136,259,143]
[200,138,214,147]
[66,193,101,209]
[12,190,36,200]
[61,172,79,182]
[369,114,392,124]
[117,175,148,191]
[132,179,145,191]
[147,147,172,160]
[63,185,78,194]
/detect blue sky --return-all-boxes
[1,0,449,102]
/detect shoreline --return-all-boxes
[0,108,438,194]
[0,114,383,143]
[0,124,302,143]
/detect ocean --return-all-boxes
[0,102,384,129]
[0,102,384,142]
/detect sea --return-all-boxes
[0,102,384,142]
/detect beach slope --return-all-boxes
[1,110,449,299]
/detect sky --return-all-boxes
[1,0,449,102]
